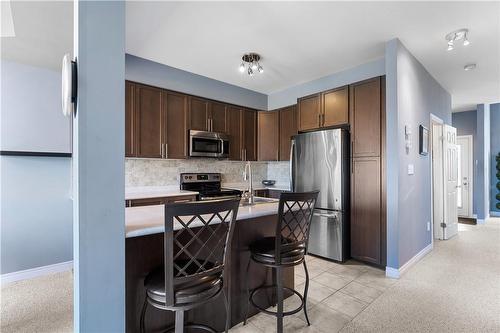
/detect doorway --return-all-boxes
[457,135,473,218]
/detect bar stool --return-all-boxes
[243,191,318,333]
[140,198,240,333]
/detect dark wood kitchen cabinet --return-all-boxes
[350,78,381,157]
[297,93,321,131]
[257,111,279,161]
[351,157,382,265]
[188,96,210,131]
[227,106,243,160]
[242,109,257,161]
[163,91,188,159]
[298,87,348,132]
[125,81,136,157]
[322,86,348,127]
[349,76,385,267]
[210,102,227,133]
[135,84,164,158]
[279,105,297,161]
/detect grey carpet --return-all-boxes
[341,218,500,333]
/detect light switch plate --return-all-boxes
[408,164,414,175]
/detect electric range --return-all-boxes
[180,173,242,201]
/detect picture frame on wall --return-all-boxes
[419,125,429,155]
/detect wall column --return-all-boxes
[476,103,490,222]
[73,1,125,331]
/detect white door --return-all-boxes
[457,136,473,217]
[442,125,459,239]
[432,123,444,240]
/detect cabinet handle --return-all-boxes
[351,142,354,173]
[210,119,213,131]
[165,143,168,159]
[322,114,325,126]
[160,144,164,158]
[318,114,321,127]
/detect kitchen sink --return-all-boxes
[240,196,278,206]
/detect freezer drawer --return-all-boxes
[307,210,345,262]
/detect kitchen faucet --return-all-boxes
[243,161,254,205]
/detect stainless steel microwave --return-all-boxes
[189,130,229,158]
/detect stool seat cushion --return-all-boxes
[249,237,305,265]
[145,261,223,306]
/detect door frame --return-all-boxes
[430,114,444,242]
[457,135,474,218]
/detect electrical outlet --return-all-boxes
[427,221,431,231]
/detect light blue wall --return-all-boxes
[452,110,478,215]
[73,1,125,331]
[126,54,268,110]
[267,58,386,110]
[476,104,490,219]
[1,61,71,153]
[0,156,72,274]
[491,103,500,212]
[0,61,73,275]
[385,39,452,269]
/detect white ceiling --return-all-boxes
[0,1,73,70]
[2,2,498,112]
[127,1,500,111]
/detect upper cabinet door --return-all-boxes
[322,86,348,127]
[125,81,136,157]
[298,93,321,132]
[188,97,209,131]
[210,102,227,133]
[279,105,297,161]
[243,109,257,161]
[257,111,279,161]
[350,78,381,157]
[135,84,164,158]
[163,91,188,159]
[227,106,242,160]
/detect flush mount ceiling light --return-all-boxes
[445,28,470,51]
[464,63,477,71]
[239,53,263,76]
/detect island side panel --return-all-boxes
[125,214,294,332]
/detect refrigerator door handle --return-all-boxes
[313,212,338,219]
[289,139,295,192]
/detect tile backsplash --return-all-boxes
[126,158,270,187]
[267,161,291,185]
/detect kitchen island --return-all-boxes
[125,200,294,332]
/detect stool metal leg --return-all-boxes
[276,266,284,333]
[243,258,252,325]
[175,310,184,333]
[139,297,147,333]
[302,260,311,326]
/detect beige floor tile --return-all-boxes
[328,265,365,280]
[283,317,323,333]
[312,271,352,290]
[295,273,306,285]
[296,280,336,304]
[306,306,351,333]
[354,270,397,291]
[245,310,309,333]
[322,291,369,318]
[229,322,263,333]
[340,281,383,303]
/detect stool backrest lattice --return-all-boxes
[275,191,319,264]
[163,198,240,306]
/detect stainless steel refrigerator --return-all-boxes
[290,128,349,262]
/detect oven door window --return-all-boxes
[192,138,221,154]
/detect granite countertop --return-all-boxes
[125,200,279,238]
[222,182,290,191]
[125,186,198,200]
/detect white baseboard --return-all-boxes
[385,243,433,279]
[490,211,500,217]
[1,261,73,285]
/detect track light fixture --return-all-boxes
[238,53,263,76]
[445,28,470,51]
